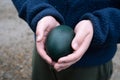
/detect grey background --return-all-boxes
[0,0,120,80]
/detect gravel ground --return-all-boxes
[0,0,120,80]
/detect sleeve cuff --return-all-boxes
[30,8,65,32]
[80,13,106,47]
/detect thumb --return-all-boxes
[72,31,86,50]
[36,34,43,42]
[36,29,44,42]
[72,35,80,50]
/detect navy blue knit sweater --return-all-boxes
[12,0,120,67]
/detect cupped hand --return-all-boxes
[54,20,93,71]
[36,16,60,65]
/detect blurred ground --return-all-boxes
[0,0,33,80]
[0,0,120,80]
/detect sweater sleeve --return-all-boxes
[81,7,120,47]
[12,0,64,33]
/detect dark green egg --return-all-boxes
[45,25,75,61]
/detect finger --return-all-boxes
[72,30,88,50]
[36,21,49,41]
[36,28,44,42]
[54,64,67,72]
[36,19,60,41]
[56,22,60,26]
[58,33,92,64]
[58,51,81,63]
[54,63,69,72]
[54,59,78,71]
[36,41,52,64]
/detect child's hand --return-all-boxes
[54,20,93,71]
[36,16,60,65]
